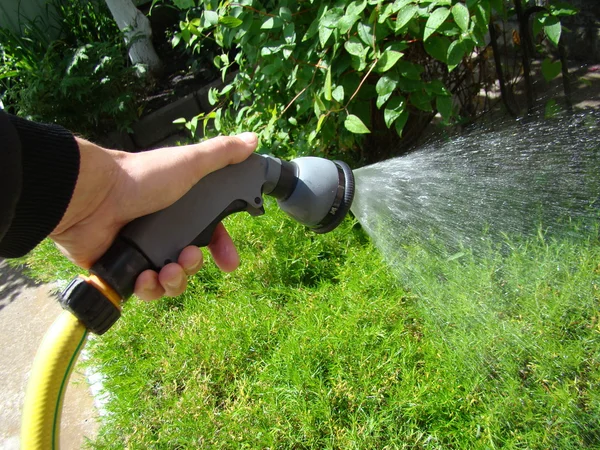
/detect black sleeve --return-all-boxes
[0,110,80,258]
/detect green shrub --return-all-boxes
[0,0,145,138]
[171,0,576,161]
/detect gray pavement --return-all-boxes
[0,259,98,449]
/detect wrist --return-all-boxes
[51,138,123,237]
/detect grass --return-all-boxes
[18,199,600,449]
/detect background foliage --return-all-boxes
[172,0,577,161]
[0,0,145,138]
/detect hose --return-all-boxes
[21,311,89,450]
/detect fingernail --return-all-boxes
[237,132,257,145]
[186,259,203,274]
[165,272,184,290]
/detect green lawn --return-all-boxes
[19,200,600,449]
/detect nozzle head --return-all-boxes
[275,157,355,233]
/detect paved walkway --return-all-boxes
[0,259,98,449]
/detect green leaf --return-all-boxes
[394,110,409,136]
[396,61,423,80]
[424,35,450,63]
[447,40,465,69]
[410,90,433,111]
[279,6,292,21]
[319,26,333,47]
[384,96,406,128]
[392,0,413,10]
[541,57,562,81]
[398,77,424,92]
[379,3,396,23]
[332,85,345,103]
[304,17,320,41]
[346,0,367,17]
[544,16,562,46]
[344,37,366,56]
[424,7,450,41]
[451,3,469,32]
[550,3,578,17]
[261,42,286,56]
[208,87,218,106]
[320,8,345,29]
[262,63,281,75]
[203,10,219,27]
[376,50,403,73]
[376,73,399,108]
[172,33,182,47]
[219,16,243,28]
[474,3,490,34]
[436,94,453,120]
[424,80,447,96]
[395,5,418,32]
[316,114,327,132]
[173,0,194,8]
[324,67,332,101]
[357,22,373,47]
[376,73,399,97]
[284,23,296,43]
[261,16,283,30]
[344,114,371,134]
[338,14,360,34]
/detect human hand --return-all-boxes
[50,133,258,300]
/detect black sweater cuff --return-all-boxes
[0,116,80,258]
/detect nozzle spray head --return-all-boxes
[267,157,355,233]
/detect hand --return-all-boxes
[50,133,258,300]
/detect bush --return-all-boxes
[0,0,145,138]
[172,0,577,162]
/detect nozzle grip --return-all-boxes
[86,155,282,304]
[119,154,280,270]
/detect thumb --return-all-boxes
[118,133,258,220]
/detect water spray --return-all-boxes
[21,154,355,448]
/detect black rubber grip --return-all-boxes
[90,238,154,300]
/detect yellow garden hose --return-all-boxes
[21,311,89,450]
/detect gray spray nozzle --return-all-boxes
[266,157,355,234]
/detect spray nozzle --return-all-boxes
[266,157,355,234]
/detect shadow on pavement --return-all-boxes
[0,259,39,312]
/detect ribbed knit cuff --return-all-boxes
[0,116,80,258]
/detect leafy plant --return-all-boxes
[0,0,146,138]
[172,0,577,161]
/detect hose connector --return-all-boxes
[59,275,121,335]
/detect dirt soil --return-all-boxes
[0,259,98,449]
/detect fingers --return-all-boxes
[208,223,240,272]
[134,270,164,301]
[134,223,240,301]
[178,245,204,275]
[134,245,204,301]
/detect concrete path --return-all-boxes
[0,259,98,449]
